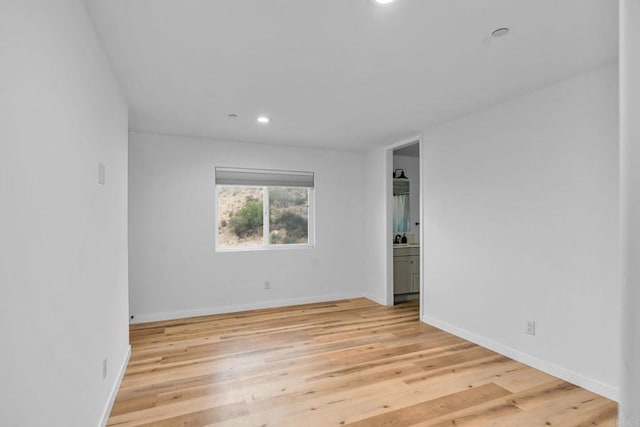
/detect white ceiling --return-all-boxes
[84,0,618,152]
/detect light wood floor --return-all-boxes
[107,298,617,426]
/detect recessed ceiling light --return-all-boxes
[370,0,398,6]
[257,116,270,124]
[491,27,510,38]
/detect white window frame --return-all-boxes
[214,168,315,252]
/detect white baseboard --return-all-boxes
[130,293,366,324]
[99,344,131,427]
[422,314,618,402]
[362,292,387,306]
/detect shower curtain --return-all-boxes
[393,194,410,233]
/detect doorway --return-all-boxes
[387,137,422,313]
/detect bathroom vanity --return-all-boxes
[393,244,420,294]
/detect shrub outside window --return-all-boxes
[215,168,314,251]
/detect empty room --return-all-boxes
[2,0,640,426]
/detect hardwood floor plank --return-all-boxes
[418,397,522,426]
[107,298,617,426]
[136,401,249,427]
[345,383,511,426]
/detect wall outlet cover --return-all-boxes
[526,320,536,336]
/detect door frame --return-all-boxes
[384,134,424,318]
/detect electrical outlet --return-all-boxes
[102,358,108,379]
[264,281,271,290]
[526,320,536,336]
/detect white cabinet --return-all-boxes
[393,246,420,295]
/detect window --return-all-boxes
[215,167,314,250]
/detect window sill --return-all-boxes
[215,244,314,253]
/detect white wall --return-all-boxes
[393,154,420,242]
[363,148,391,305]
[0,1,129,426]
[620,0,640,422]
[128,132,366,321]
[421,64,620,399]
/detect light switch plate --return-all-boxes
[98,163,106,185]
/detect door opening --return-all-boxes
[387,138,422,314]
